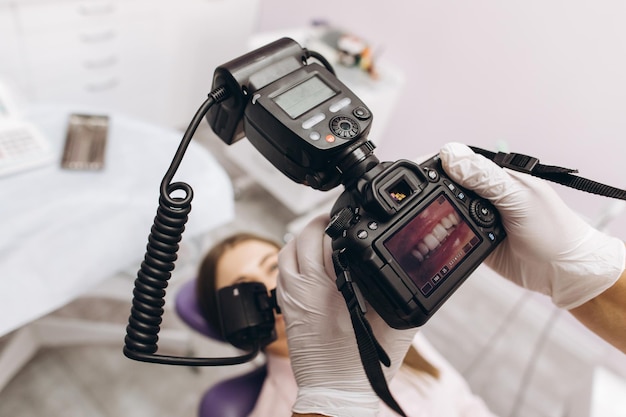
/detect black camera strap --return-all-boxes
[470,147,626,200]
[332,250,408,417]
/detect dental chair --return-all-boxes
[175,279,267,417]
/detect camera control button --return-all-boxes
[367,221,378,230]
[325,208,354,238]
[357,230,368,239]
[426,169,439,182]
[421,282,434,295]
[470,199,497,228]
[302,113,326,129]
[329,97,352,112]
[330,116,360,139]
[309,131,321,141]
[353,106,371,120]
[443,180,457,192]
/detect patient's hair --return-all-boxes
[196,232,282,333]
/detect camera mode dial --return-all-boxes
[330,116,360,139]
[326,208,355,239]
[469,199,497,228]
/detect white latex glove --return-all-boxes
[277,215,418,417]
[440,142,625,309]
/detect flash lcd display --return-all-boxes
[273,75,336,119]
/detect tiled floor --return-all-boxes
[1,126,625,417]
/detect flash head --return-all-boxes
[206,37,377,191]
[217,282,277,350]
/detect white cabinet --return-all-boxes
[0,6,25,82]
[0,0,259,127]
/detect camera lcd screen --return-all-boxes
[273,75,336,119]
[383,193,481,296]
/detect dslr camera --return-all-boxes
[207,37,506,329]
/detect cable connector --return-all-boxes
[208,86,229,103]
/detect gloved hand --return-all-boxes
[440,142,625,309]
[276,215,418,417]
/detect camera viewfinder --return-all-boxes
[374,166,425,216]
[387,178,413,205]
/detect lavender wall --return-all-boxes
[256,0,626,236]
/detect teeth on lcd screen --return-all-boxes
[417,242,429,256]
[411,249,424,262]
[423,233,439,250]
[441,217,453,229]
[432,224,448,241]
[411,213,461,262]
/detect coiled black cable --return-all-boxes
[123,86,260,366]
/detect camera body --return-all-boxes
[326,157,505,328]
[208,37,506,330]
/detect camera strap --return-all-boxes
[470,147,626,200]
[332,250,408,417]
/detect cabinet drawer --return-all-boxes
[31,73,122,110]
[0,9,22,74]
[21,27,118,66]
[17,0,117,32]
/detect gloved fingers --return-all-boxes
[277,215,339,317]
[278,214,359,337]
[439,142,626,310]
[292,214,338,285]
[276,235,300,308]
[440,143,588,252]
[278,216,331,288]
[277,216,374,393]
[440,142,524,205]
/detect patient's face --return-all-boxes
[215,239,288,357]
[216,239,279,290]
